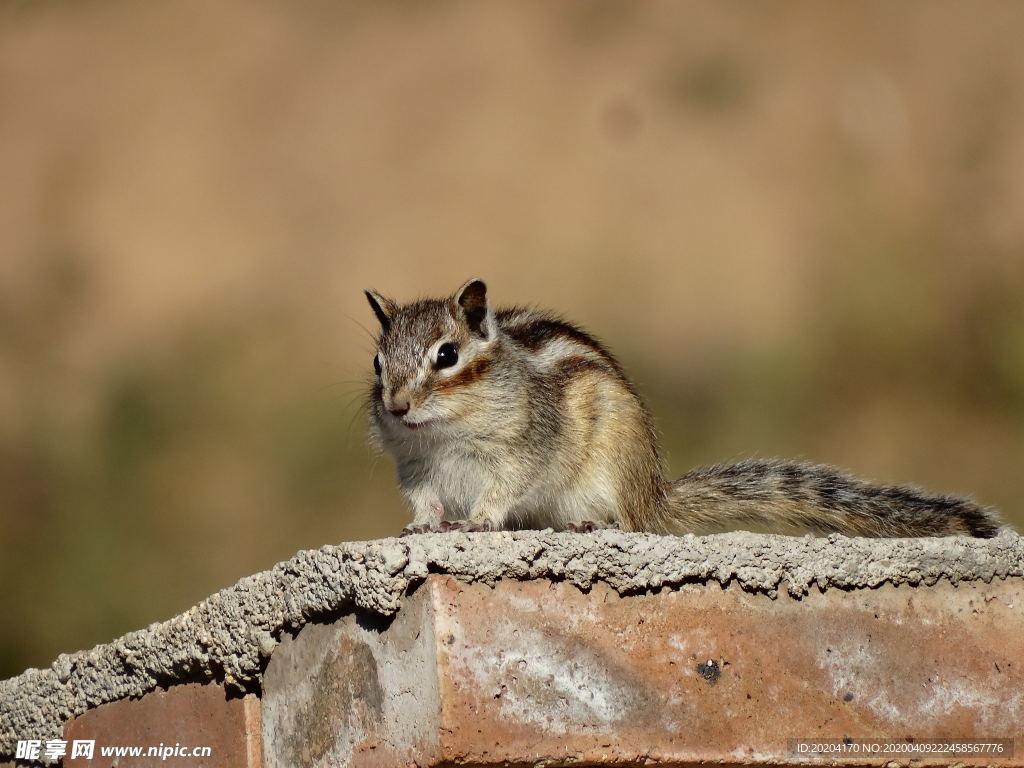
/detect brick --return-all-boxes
[63,682,261,767]
[262,580,441,768]
[262,574,1024,767]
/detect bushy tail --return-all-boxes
[662,459,1002,537]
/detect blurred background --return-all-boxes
[2,0,1023,679]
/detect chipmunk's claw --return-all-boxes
[565,520,622,533]
[443,520,491,532]
[399,523,433,536]
[399,519,490,536]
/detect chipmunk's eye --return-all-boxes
[373,354,382,376]
[435,342,459,370]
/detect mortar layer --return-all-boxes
[2,529,1023,757]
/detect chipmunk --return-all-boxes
[365,278,1003,538]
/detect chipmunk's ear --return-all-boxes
[454,278,493,339]
[365,289,397,331]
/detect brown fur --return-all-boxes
[432,356,492,393]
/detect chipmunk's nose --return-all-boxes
[385,391,412,417]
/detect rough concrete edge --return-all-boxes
[2,529,1023,757]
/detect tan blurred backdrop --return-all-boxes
[2,0,1023,678]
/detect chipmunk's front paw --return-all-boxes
[399,523,436,536]
[399,519,490,536]
[443,519,491,532]
[565,520,622,533]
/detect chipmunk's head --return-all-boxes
[365,278,497,433]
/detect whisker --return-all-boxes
[343,314,380,348]
[345,402,371,446]
[335,387,370,408]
